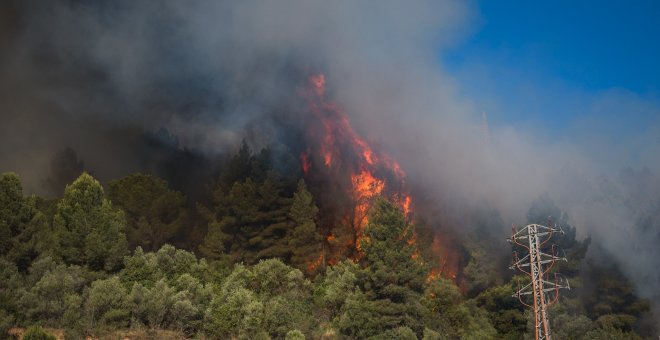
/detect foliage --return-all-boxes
[285,329,305,340]
[424,278,497,339]
[0,164,654,339]
[0,173,51,272]
[461,206,507,297]
[582,254,650,322]
[474,282,526,339]
[15,259,86,327]
[199,142,302,265]
[316,260,360,317]
[108,173,189,251]
[0,173,33,256]
[121,244,209,287]
[582,326,642,340]
[337,198,430,338]
[85,276,130,328]
[200,176,294,264]
[21,326,57,340]
[205,258,314,339]
[53,173,128,272]
[288,179,323,273]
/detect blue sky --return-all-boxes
[443,1,660,138]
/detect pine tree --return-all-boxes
[287,180,323,273]
[338,197,429,338]
[0,173,51,271]
[0,173,33,256]
[217,140,253,193]
[53,173,128,272]
[361,198,426,294]
[108,173,188,251]
[201,175,293,264]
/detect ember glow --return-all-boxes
[427,234,460,283]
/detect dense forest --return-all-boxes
[2,1,659,339]
[0,144,655,339]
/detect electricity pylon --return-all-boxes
[508,219,570,340]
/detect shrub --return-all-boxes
[21,326,56,340]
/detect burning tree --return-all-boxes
[299,73,458,281]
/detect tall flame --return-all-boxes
[303,73,412,260]
[301,73,459,284]
[426,233,460,284]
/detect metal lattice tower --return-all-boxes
[508,219,570,340]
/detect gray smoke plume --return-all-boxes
[1,0,659,322]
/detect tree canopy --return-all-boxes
[0,153,654,339]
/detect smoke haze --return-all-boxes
[1,0,659,318]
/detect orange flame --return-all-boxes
[302,72,414,261]
[307,254,324,272]
[299,73,463,286]
[300,151,311,174]
[426,234,459,283]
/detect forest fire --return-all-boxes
[427,234,459,282]
[303,73,411,242]
[300,73,457,281]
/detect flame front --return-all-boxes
[352,170,385,251]
[427,234,460,284]
[302,73,412,261]
[301,73,460,284]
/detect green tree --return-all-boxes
[0,258,22,326]
[17,260,86,326]
[361,198,426,294]
[205,286,264,339]
[130,279,179,329]
[201,142,301,264]
[6,211,51,273]
[582,326,642,340]
[205,259,314,339]
[288,180,322,273]
[120,244,210,288]
[200,176,293,264]
[53,173,128,272]
[0,173,32,255]
[338,198,429,338]
[121,245,212,334]
[85,276,130,328]
[108,173,189,251]
[582,254,650,326]
[549,311,595,340]
[124,252,212,334]
[317,260,360,318]
[474,282,526,339]
[285,329,305,340]
[461,206,508,297]
[423,278,496,339]
[217,140,254,192]
[170,273,213,333]
[376,326,418,340]
[0,173,50,271]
